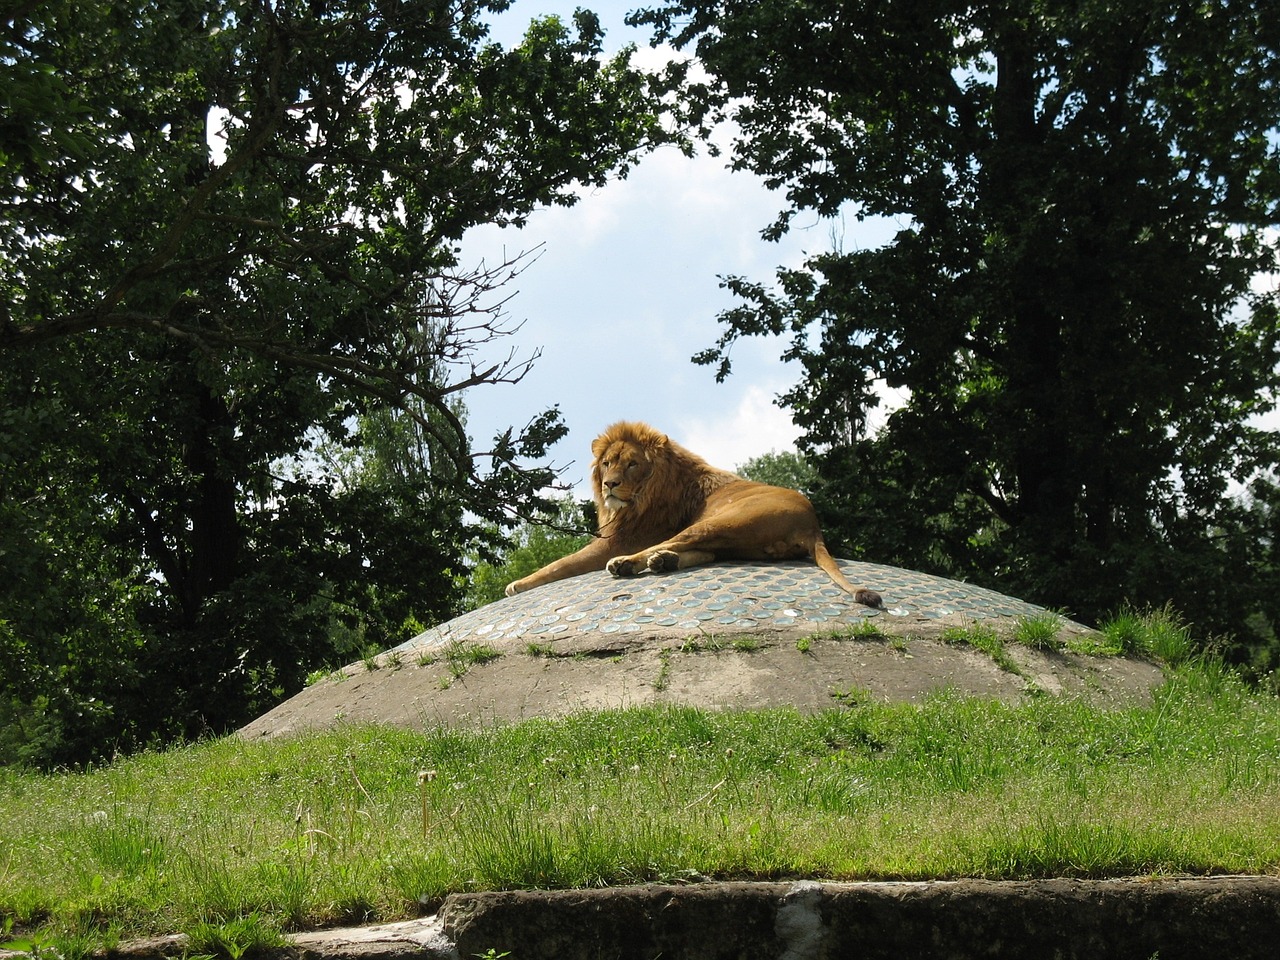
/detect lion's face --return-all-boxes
[589,422,673,528]
[592,436,656,513]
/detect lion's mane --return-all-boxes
[589,420,737,541]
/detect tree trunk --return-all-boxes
[183,386,241,621]
[988,21,1081,572]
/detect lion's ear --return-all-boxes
[643,431,670,458]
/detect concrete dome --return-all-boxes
[239,560,1162,740]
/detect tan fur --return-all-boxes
[505,421,883,608]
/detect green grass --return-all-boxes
[1100,603,1196,664]
[653,649,672,691]
[2,650,1278,952]
[808,620,887,643]
[799,605,1187,664]
[1013,611,1065,651]
[414,641,503,684]
[186,912,288,959]
[3,667,1279,944]
[940,622,1025,676]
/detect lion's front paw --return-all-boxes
[646,550,680,573]
[505,580,525,597]
[607,556,642,577]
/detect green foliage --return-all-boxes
[736,449,818,493]
[940,623,1023,676]
[846,620,887,641]
[185,914,286,959]
[803,621,888,644]
[442,642,503,680]
[0,0,677,766]
[466,497,594,608]
[637,0,1280,659]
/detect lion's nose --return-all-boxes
[605,479,621,489]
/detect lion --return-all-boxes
[504,421,883,608]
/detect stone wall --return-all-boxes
[439,878,1280,960]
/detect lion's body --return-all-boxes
[505,422,883,608]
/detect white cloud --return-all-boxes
[675,383,801,471]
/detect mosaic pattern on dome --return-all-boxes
[396,560,1063,653]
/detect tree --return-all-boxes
[465,496,595,608]
[637,0,1280,653]
[737,450,818,495]
[0,0,677,765]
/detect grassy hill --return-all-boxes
[2,614,1279,958]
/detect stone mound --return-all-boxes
[238,560,1162,740]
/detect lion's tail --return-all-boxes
[813,539,884,610]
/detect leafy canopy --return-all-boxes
[0,0,679,765]
[634,0,1280,657]
[737,449,818,495]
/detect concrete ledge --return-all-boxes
[68,878,1280,960]
[439,878,1280,960]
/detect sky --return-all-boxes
[454,0,897,491]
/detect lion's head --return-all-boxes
[589,421,725,538]
[590,421,667,526]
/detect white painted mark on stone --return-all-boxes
[776,880,829,960]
